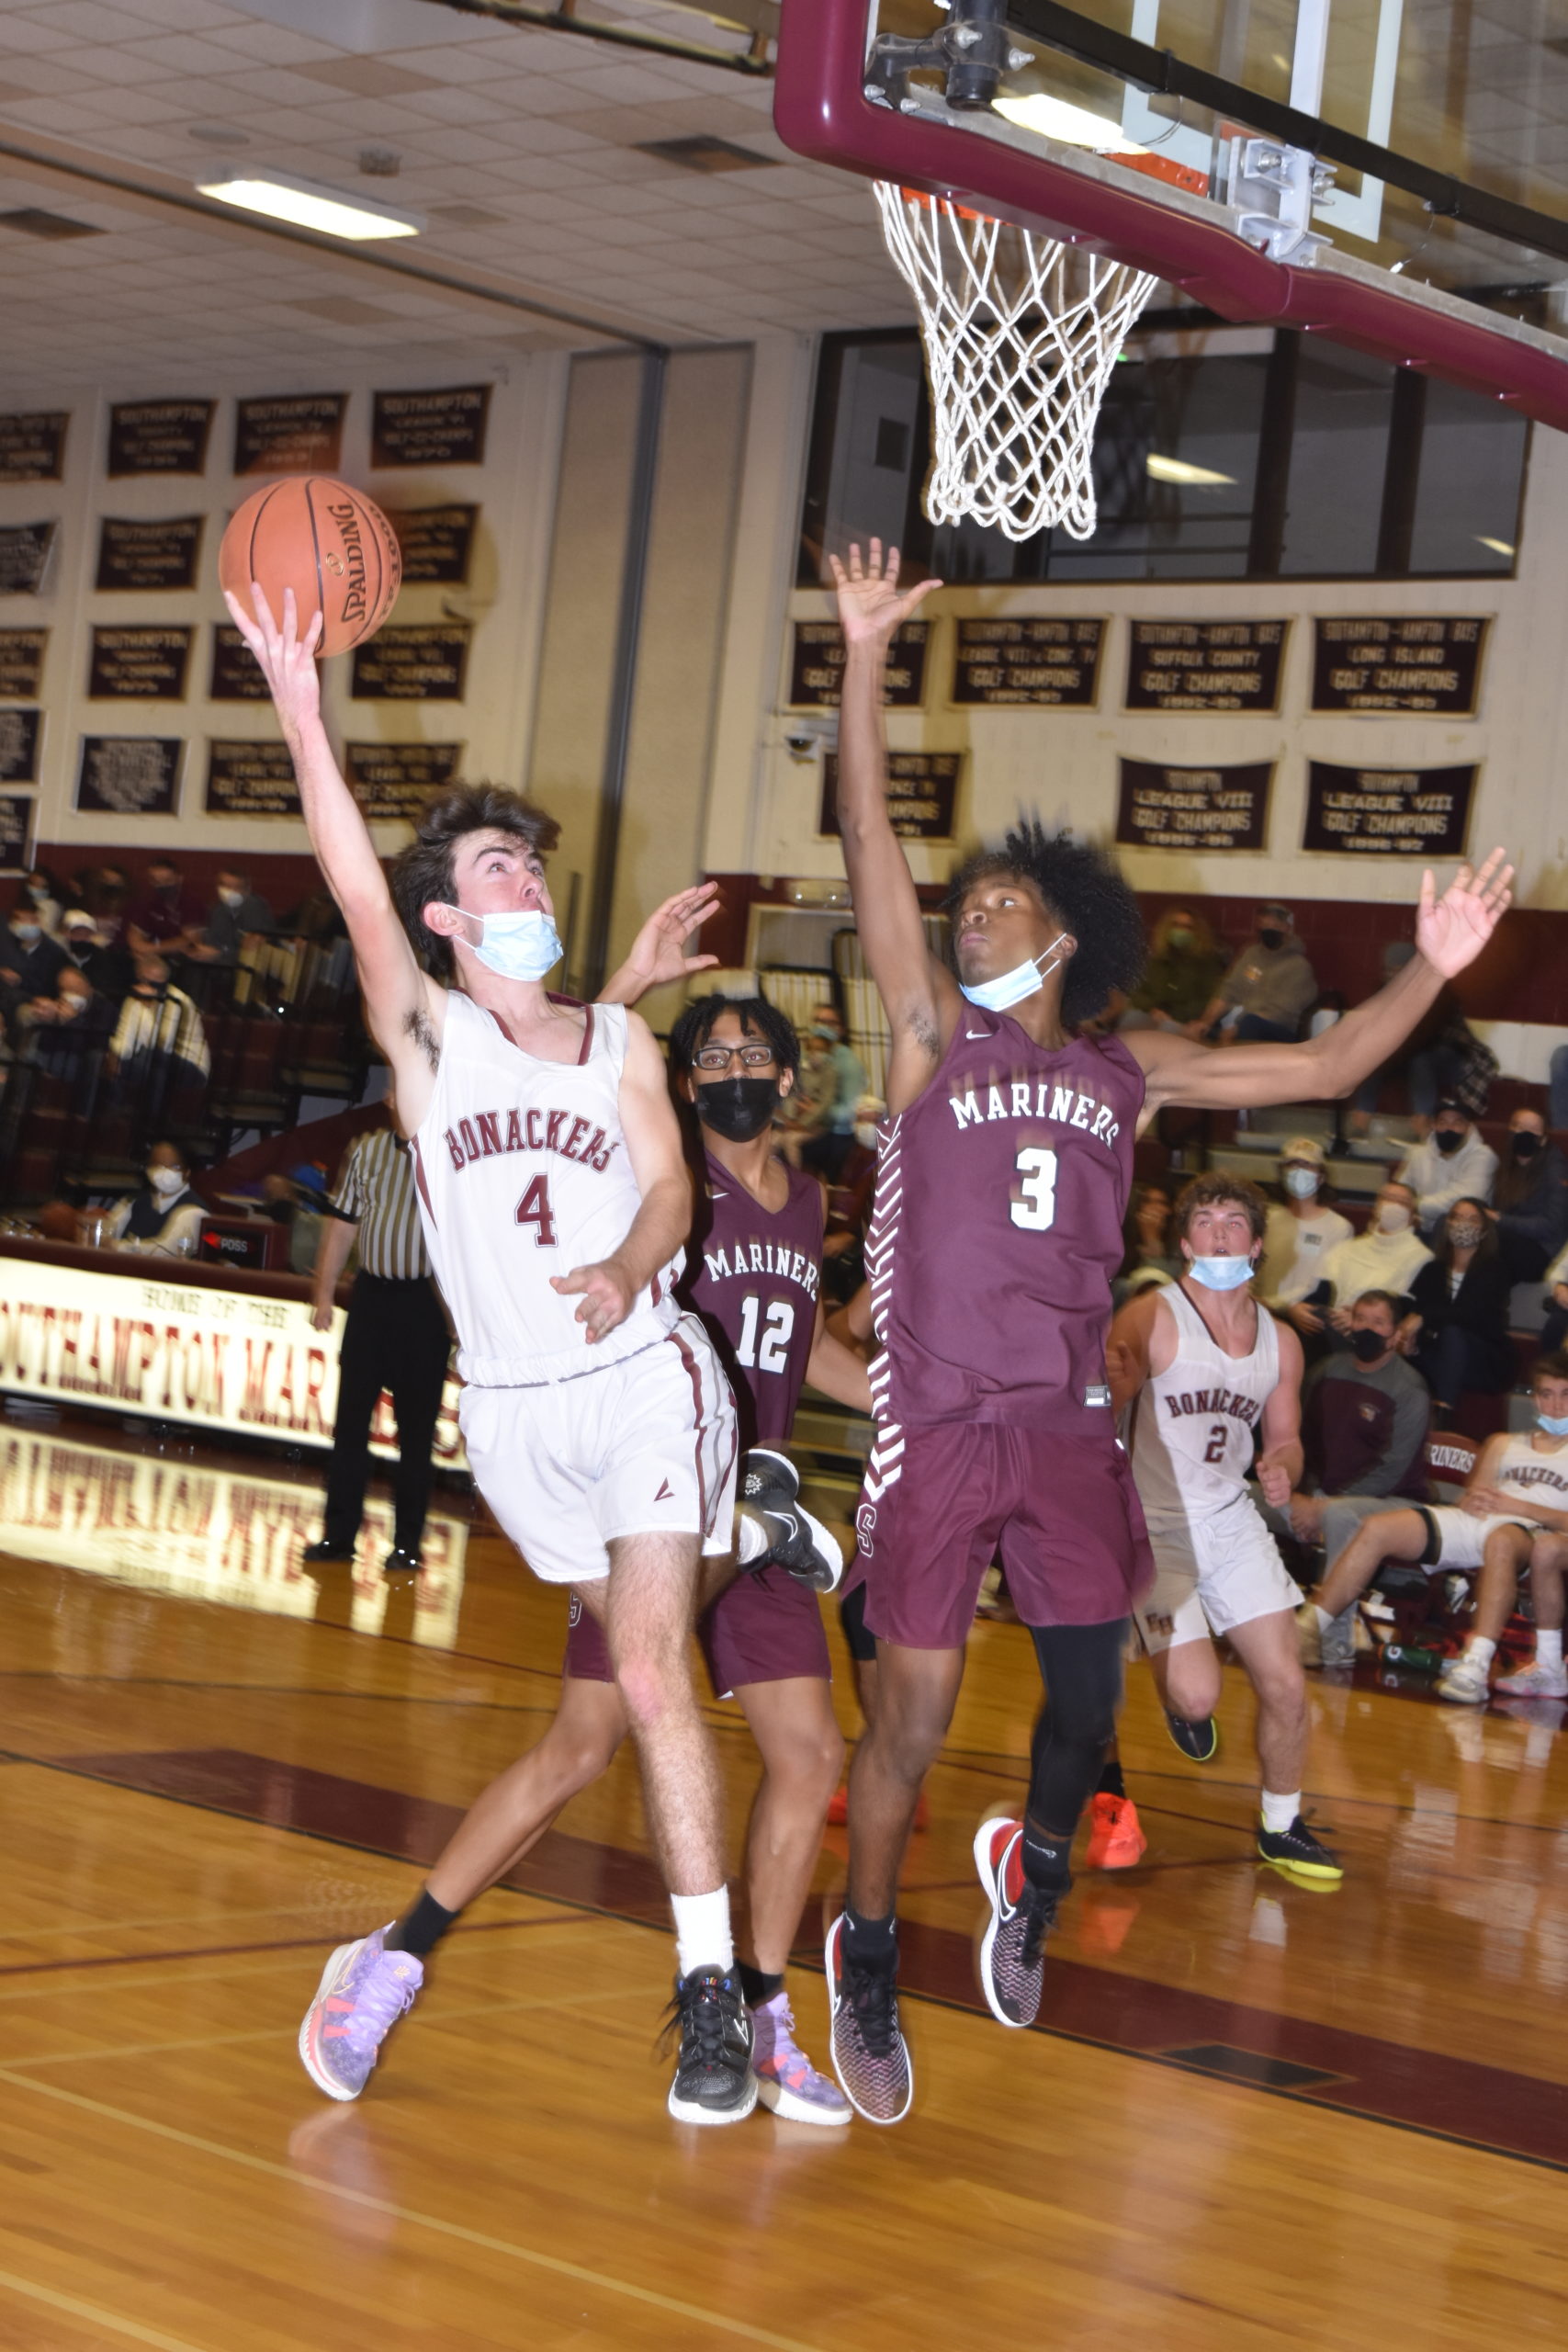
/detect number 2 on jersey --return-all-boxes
[1010,1145,1058,1231]
[736,1295,795,1373]
[515,1174,558,1247]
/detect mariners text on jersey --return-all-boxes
[702,1238,821,1301]
[948,1076,1121,1148]
[442,1107,620,1174]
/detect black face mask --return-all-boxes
[1349,1328,1388,1364]
[1512,1132,1543,1160]
[1434,1128,1463,1156]
[694,1075,778,1143]
[1258,927,1285,951]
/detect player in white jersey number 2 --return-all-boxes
[1110,1174,1342,1882]
[228,582,755,2125]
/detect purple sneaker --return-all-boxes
[750,1990,852,2127]
[299,1928,423,2101]
[825,1913,913,2126]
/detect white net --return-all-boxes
[874,182,1158,543]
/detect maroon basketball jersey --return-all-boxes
[866,1012,1144,1428]
[677,1150,823,1449]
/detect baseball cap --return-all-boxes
[1280,1136,1325,1167]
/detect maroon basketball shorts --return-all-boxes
[851,1417,1154,1649]
[564,1563,830,1698]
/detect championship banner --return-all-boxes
[1115,759,1272,853]
[0,630,47,700]
[0,707,41,785]
[1125,620,1287,713]
[819,750,960,842]
[0,1251,465,1467]
[0,523,57,597]
[234,392,346,476]
[788,619,928,707]
[1311,617,1489,715]
[0,411,68,483]
[345,740,465,821]
[96,516,203,594]
[108,401,214,478]
[389,503,479,583]
[1302,761,1476,858]
[0,792,34,875]
[204,741,302,819]
[350,624,470,701]
[75,736,182,817]
[372,385,491,469]
[953,617,1104,707]
[88,626,193,701]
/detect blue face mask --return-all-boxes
[446,904,561,984]
[1538,1412,1568,1438]
[1187,1254,1256,1292]
[960,932,1069,1014]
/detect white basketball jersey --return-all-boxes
[1130,1282,1279,1527]
[410,990,681,1386]
[1493,1431,1568,1510]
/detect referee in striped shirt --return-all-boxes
[305,1115,452,1574]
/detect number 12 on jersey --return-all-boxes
[1011,1146,1057,1231]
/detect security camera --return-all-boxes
[782,713,839,761]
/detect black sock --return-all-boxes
[384,1889,458,1959]
[843,1905,897,1970]
[1021,1820,1073,1894]
[738,1962,784,2007]
[1096,1756,1126,1801]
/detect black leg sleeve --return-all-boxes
[384,1281,452,1555]
[1024,1619,1128,1847]
[321,1280,383,1546]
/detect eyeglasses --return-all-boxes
[694,1045,776,1073]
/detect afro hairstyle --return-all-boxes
[946,820,1145,1028]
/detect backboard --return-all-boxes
[774,0,1568,432]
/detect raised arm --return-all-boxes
[550,1012,694,1344]
[222,584,444,1125]
[1132,853,1513,1118]
[598,883,720,1008]
[829,541,954,1112]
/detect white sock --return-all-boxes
[1261,1789,1300,1836]
[671,1887,734,1979]
[736,1510,767,1567]
[1313,1604,1337,1634]
[1466,1636,1497,1670]
[1537,1630,1563,1672]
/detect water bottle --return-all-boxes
[1383,1645,1445,1673]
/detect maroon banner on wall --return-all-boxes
[88,626,193,701]
[789,620,928,707]
[953,617,1104,707]
[75,737,182,817]
[108,401,214,478]
[0,791,34,874]
[371,386,491,469]
[205,741,301,819]
[0,707,41,785]
[1125,620,1287,713]
[388,503,479,584]
[209,625,267,702]
[0,412,67,483]
[1302,761,1476,857]
[1311,617,1489,715]
[345,741,466,820]
[0,524,57,597]
[1115,759,1272,853]
[350,626,470,701]
[819,749,961,841]
[96,516,203,593]
[234,393,346,477]
[0,630,47,700]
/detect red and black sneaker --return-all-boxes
[824,1913,913,2125]
[972,1815,1061,2029]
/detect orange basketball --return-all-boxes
[219,476,401,656]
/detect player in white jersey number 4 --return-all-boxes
[228,582,754,2125]
[1111,1175,1341,1881]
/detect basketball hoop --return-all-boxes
[874,182,1157,542]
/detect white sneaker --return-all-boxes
[1494,1658,1568,1699]
[1437,1653,1492,1705]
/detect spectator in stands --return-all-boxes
[107,952,210,1128]
[189,867,276,967]
[1119,906,1225,1035]
[1486,1106,1568,1285]
[74,863,131,947]
[797,1001,867,1181]
[21,865,64,939]
[1402,1198,1513,1420]
[104,1138,205,1258]
[1112,1179,1180,1306]
[1,893,68,1039]
[1197,899,1316,1045]
[822,1091,882,1305]
[127,858,202,958]
[58,908,131,1006]
[1398,1095,1498,1233]
[1258,1136,1352,1342]
[17,964,115,1104]
[1322,1178,1432,1317]
[1279,1289,1429,1566]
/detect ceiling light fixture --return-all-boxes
[1146,453,1236,485]
[1475,535,1515,556]
[993,92,1147,154]
[195,167,423,242]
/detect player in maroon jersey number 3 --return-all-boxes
[824,541,1514,2125]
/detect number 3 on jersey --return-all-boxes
[1010,1145,1058,1232]
[515,1174,558,1247]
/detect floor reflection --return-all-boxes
[0,1422,468,1646]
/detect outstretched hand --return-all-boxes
[1416,847,1513,978]
[612,882,722,1002]
[829,538,941,651]
[222,582,323,739]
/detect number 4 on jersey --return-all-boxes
[515,1173,558,1247]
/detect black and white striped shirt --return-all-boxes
[333,1127,431,1281]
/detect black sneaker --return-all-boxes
[824,1913,912,2125]
[1257,1815,1343,1883]
[383,1548,421,1575]
[739,1448,845,1593]
[972,1816,1061,2029]
[303,1539,355,1565]
[664,1968,757,2126]
[1165,1710,1220,1763]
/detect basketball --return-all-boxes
[219,475,401,656]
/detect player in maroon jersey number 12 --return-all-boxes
[823,539,1514,2125]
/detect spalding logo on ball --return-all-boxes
[219,476,401,656]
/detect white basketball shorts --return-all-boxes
[1134,1493,1302,1655]
[458,1312,738,1586]
[1420,1504,1540,1572]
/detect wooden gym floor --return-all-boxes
[0,1408,1565,2350]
